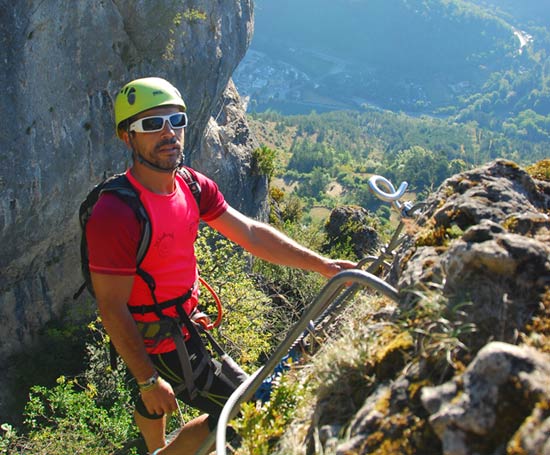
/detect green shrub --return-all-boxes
[195,225,275,366]
[2,322,138,455]
[233,369,305,455]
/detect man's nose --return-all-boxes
[160,119,176,136]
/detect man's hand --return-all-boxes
[140,377,178,416]
[320,258,357,279]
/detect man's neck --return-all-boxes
[130,165,176,194]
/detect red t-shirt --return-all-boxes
[86,168,227,353]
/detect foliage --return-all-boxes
[250,105,550,217]
[182,8,207,23]
[388,146,453,192]
[1,322,138,455]
[288,139,336,174]
[268,186,304,226]
[401,289,478,370]
[296,167,330,199]
[250,221,330,338]
[233,370,304,455]
[526,158,550,182]
[252,145,278,182]
[195,225,276,366]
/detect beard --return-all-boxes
[133,136,184,172]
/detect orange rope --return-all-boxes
[198,276,223,329]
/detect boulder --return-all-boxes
[422,342,550,455]
[324,205,380,258]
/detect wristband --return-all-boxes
[138,371,159,392]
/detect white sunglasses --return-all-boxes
[129,112,188,133]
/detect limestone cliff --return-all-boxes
[0,1,264,366]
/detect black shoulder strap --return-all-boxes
[74,174,152,300]
[88,174,152,266]
[178,166,201,208]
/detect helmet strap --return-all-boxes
[134,151,183,173]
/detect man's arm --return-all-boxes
[206,206,356,277]
[91,272,177,416]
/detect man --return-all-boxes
[87,77,356,454]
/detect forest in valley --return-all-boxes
[248,107,549,226]
[237,0,550,225]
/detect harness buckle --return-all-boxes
[191,311,213,330]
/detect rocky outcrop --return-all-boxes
[422,342,550,455]
[350,160,550,454]
[282,160,550,455]
[0,0,263,389]
[324,206,380,258]
[194,79,267,211]
[392,159,550,352]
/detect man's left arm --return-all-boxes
[206,206,356,278]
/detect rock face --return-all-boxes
[0,1,265,366]
[288,160,550,455]
[392,159,550,352]
[422,342,550,455]
[193,79,267,211]
[349,160,550,454]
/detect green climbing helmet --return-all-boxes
[114,77,186,138]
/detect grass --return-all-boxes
[233,279,480,454]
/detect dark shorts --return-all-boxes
[135,339,244,431]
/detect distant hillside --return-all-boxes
[254,0,515,77]
[236,0,522,114]
[468,0,550,27]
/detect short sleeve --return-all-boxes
[86,193,141,275]
[191,170,228,221]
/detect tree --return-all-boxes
[288,140,335,173]
[253,146,278,182]
[390,146,450,191]
[297,167,330,199]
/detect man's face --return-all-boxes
[125,105,186,171]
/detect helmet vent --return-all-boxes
[127,87,136,105]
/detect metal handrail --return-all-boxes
[195,269,399,455]
[196,175,423,454]
[309,180,424,336]
[368,174,409,213]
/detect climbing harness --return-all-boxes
[135,288,245,400]
[75,167,245,400]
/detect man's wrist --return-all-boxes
[137,371,160,392]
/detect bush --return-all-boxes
[1,322,139,455]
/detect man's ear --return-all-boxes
[119,129,132,148]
